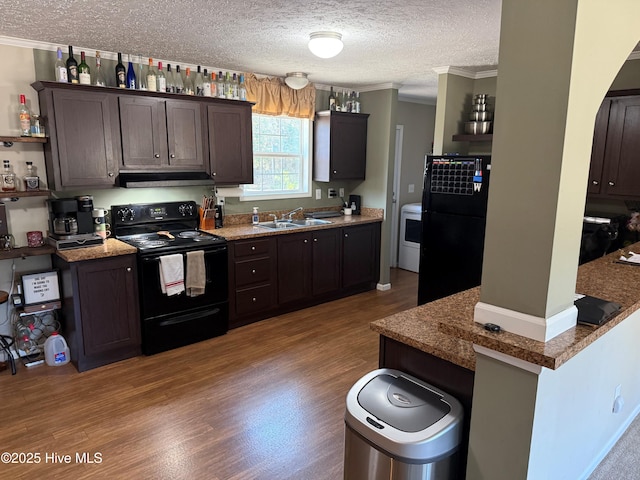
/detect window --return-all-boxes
[241,114,311,201]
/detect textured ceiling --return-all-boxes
[0,0,505,102]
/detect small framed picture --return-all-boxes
[21,271,61,306]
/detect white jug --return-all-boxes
[44,332,70,366]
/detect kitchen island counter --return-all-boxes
[372,243,640,371]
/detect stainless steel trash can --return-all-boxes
[344,369,463,480]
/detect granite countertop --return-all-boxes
[372,243,640,371]
[55,238,137,262]
[207,207,384,241]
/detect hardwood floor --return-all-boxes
[0,268,418,480]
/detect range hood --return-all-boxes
[118,171,215,188]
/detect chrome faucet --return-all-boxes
[281,206,303,221]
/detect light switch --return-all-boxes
[315,189,322,200]
[408,184,415,193]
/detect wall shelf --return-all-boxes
[0,190,51,202]
[0,136,47,147]
[452,134,493,142]
[0,245,56,261]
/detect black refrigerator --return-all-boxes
[417,154,491,305]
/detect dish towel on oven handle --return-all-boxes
[159,254,185,296]
[186,250,206,297]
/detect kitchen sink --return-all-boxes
[257,218,333,230]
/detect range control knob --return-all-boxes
[117,208,135,222]
[178,203,194,216]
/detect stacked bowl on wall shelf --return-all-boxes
[464,94,492,134]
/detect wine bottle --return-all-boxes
[115,52,126,88]
[126,54,137,89]
[156,61,166,93]
[202,68,211,97]
[184,67,194,95]
[165,64,175,93]
[66,46,79,84]
[54,47,68,83]
[174,65,184,93]
[146,58,157,92]
[328,87,336,111]
[217,71,225,98]
[94,51,106,86]
[78,51,91,85]
[238,74,247,101]
[18,94,31,137]
[195,66,204,96]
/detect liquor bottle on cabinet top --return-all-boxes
[239,74,247,101]
[126,54,137,89]
[93,51,106,86]
[66,46,79,84]
[146,58,157,92]
[137,56,147,90]
[232,73,239,100]
[224,72,233,99]
[184,67,194,95]
[210,72,217,97]
[174,65,184,93]
[54,47,68,83]
[24,161,40,191]
[2,160,16,192]
[18,95,31,137]
[217,71,225,98]
[328,86,336,111]
[78,51,91,85]
[115,53,126,88]
[156,62,166,93]
[165,64,175,93]
[202,68,211,97]
[195,66,204,96]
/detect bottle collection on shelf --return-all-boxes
[328,86,361,113]
[56,46,247,101]
[1,160,40,193]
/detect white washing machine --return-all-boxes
[398,203,422,272]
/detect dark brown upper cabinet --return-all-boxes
[314,110,369,182]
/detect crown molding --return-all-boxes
[433,65,498,79]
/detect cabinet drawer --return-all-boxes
[235,257,272,287]
[234,238,272,257]
[235,284,274,316]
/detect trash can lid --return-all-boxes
[357,373,450,432]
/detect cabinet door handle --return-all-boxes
[251,269,256,274]
[170,154,175,158]
[252,297,257,302]
[108,172,114,177]
[212,172,217,177]
[154,153,160,158]
[592,180,599,185]
[126,267,132,272]
[313,238,318,242]
[608,181,615,186]
[333,170,337,174]
[344,233,349,238]
[304,239,308,243]
[251,246,256,251]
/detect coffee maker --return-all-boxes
[47,198,103,249]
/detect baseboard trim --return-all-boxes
[475,301,577,342]
[377,283,391,291]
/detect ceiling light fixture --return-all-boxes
[284,72,309,90]
[308,31,344,59]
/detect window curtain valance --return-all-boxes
[244,73,316,120]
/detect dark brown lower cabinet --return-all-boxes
[53,254,141,372]
[230,222,381,327]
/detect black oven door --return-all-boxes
[137,245,229,354]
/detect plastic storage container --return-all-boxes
[344,368,463,480]
[44,332,70,366]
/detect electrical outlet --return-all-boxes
[339,188,345,198]
[408,184,415,193]
[328,188,337,198]
[315,188,322,200]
